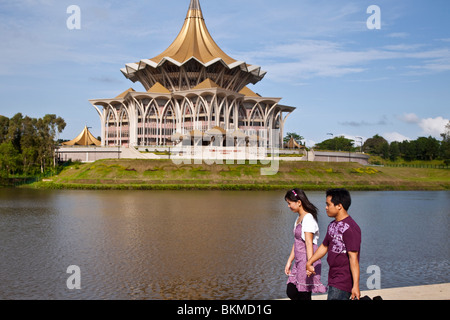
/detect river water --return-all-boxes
[0,188,448,300]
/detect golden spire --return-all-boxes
[187,0,202,16]
[150,0,237,66]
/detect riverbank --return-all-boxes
[310,283,450,300]
[23,159,450,191]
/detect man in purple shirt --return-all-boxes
[306,188,361,300]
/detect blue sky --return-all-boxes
[0,0,449,147]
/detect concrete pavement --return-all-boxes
[311,283,449,300]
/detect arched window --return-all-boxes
[196,100,208,131]
[249,105,264,135]
[118,108,129,147]
[181,100,194,135]
[136,106,144,146]
[162,103,176,146]
[145,103,159,146]
[218,103,226,128]
[106,108,118,146]
[238,105,248,130]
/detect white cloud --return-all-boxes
[384,132,411,143]
[243,40,384,80]
[398,113,449,137]
[418,116,449,136]
[340,115,390,127]
[387,32,410,39]
[241,38,450,82]
[304,139,317,148]
[0,0,165,76]
[399,113,420,124]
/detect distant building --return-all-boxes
[89,0,295,148]
[62,126,101,146]
[284,136,304,149]
[311,151,370,165]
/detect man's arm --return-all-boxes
[348,251,360,300]
[306,244,328,276]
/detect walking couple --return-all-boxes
[284,188,361,300]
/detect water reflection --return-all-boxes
[0,188,448,299]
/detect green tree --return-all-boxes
[389,141,400,161]
[0,113,66,177]
[0,115,9,144]
[36,114,66,173]
[7,113,24,151]
[314,136,355,151]
[400,140,417,161]
[416,136,440,161]
[284,132,304,144]
[440,121,450,165]
[20,116,39,174]
[380,141,390,160]
[363,134,388,155]
[0,141,22,176]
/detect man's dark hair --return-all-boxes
[326,188,351,211]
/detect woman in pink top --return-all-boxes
[284,189,327,300]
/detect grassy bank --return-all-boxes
[24,158,450,191]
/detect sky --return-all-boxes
[0,0,449,147]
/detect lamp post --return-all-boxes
[356,136,363,153]
[327,133,334,151]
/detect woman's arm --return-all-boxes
[304,232,314,261]
[285,244,295,275]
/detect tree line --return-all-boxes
[0,113,66,178]
[286,120,450,165]
[362,127,449,164]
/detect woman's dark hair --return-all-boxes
[285,188,319,222]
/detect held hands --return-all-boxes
[305,261,315,277]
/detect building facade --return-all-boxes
[90,0,295,148]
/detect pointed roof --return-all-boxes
[284,136,304,149]
[188,0,201,11]
[147,82,171,94]
[62,126,101,146]
[150,0,237,66]
[115,88,135,99]
[193,78,221,90]
[121,0,266,84]
[239,86,261,97]
[206,126,227,135]
[231,129,247,138]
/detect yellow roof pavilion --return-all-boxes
[62,126,101,146]
[284,136,304,149]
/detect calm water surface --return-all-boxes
[0,188,448,300]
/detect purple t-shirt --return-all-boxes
[323,216,361,293]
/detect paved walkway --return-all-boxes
[311,283,449,300]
